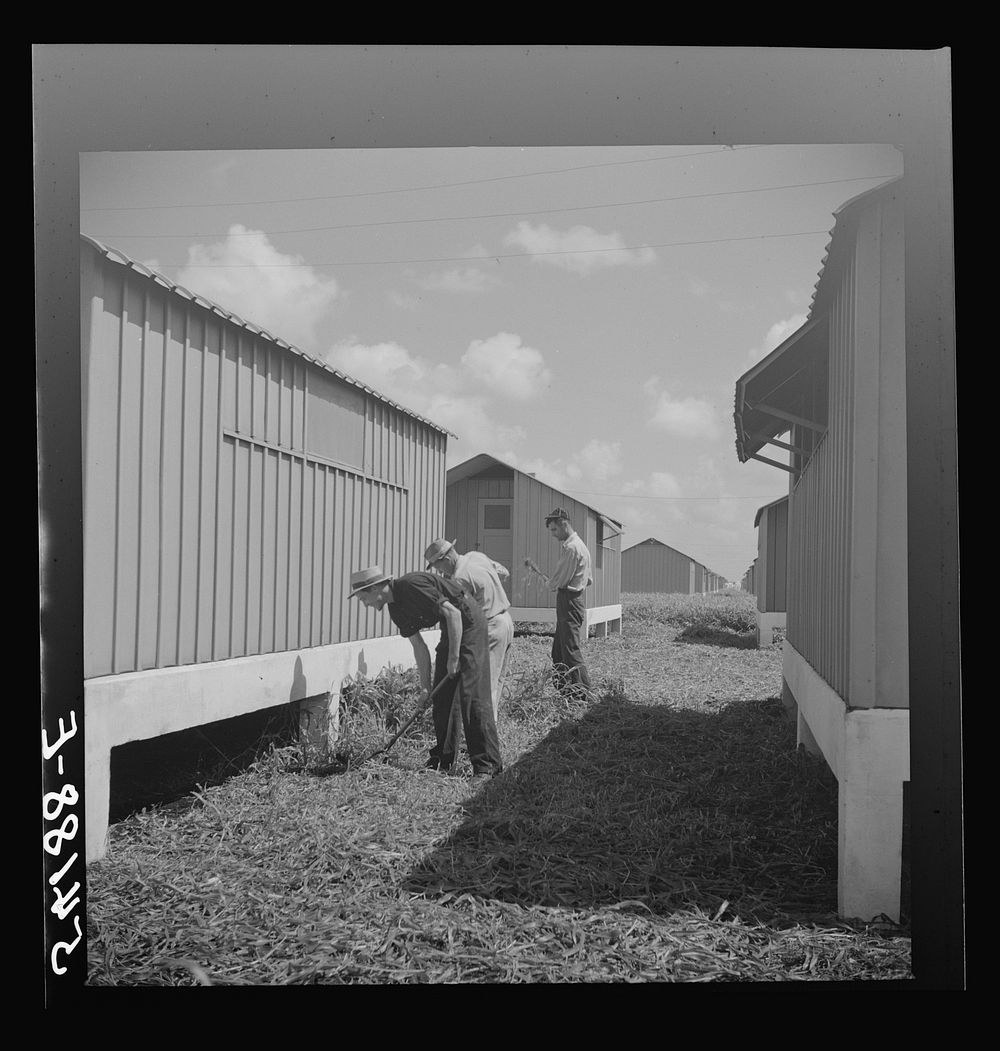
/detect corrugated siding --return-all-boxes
[445,472,620,610]
[621,542,695,593]
[82,242,447,678]
[787,228,857,701]
[757,500,788,613]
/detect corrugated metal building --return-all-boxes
[81,235,451,860]
[621,538,699,594]
[445,453,623,635]
[732,178,909,921]
[752,496,789,647]
[741,560,757,597]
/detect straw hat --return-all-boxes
[424,537,458,566]
[347,565,391,598]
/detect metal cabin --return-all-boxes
[621,537,701,595]
[445,454,623,636]
[732,178,908,921]
[81,235,451,861]
[752,495,789,648]
[741,560,758,596]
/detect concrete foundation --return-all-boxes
[509,603,623,637]
[84,629,439,863]
[782,640,909,922]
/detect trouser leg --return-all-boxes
[487,612,514,721]
[457,607,503,775]
[556,589,591,692]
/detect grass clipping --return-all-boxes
[86,592,910,984]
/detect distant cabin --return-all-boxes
[622,538,697,594]
[733,178,909,922]
[752,496,789,648]
[445,453,623,636]
[621,538,725,595]
[81,234,452,861]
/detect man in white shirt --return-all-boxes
[424,537,514,722]
[544,507,593,696]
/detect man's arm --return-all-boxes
[491,560,510,581]
[408,632,433,693]
[439,601,464,677]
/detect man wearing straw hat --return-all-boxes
[424,537,514,724]
[544,507,593,696]
[348,564,502,780]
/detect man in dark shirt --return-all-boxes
[348,564,502,779]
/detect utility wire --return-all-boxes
[80,145,767,212]
[85,174,898,240]
[138,227,833,270]
[563,491,788,500]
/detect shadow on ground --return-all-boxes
[108,703,300,823]
[674,625,758,649]
[404,692,840,924]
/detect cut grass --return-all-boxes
[86,592,910,984]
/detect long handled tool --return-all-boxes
[524,557,550,586]
[312,673,456,775]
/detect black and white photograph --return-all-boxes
[36,45,961,992]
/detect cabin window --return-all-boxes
[483,503,512,530]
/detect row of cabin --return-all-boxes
[621,538,725,595]
[82,174,927,928]
[80,236,633,860]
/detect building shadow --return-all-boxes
[673,625,758,649]
[404,692,839,924]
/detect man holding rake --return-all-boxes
[543,507,593,697]
[348,564,502,781]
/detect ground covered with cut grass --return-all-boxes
[86,591,910,984]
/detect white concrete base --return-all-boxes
[783,640,909,922]
[84,630,439,863]
[756,610,787,648]
[509,603,623,636]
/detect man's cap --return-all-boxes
[424,537,458,566]
[348,565,391,598]
[545,507,571,524]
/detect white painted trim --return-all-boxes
[782,640,910,921]
[509,603,623,630]
[84,630,439,862]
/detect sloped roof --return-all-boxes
[732,177,903,465]
[81,233,455,437]
[753,493,790,528]
[447,452,623,527]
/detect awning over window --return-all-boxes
[733,316,827,468]
[598,514,622,542]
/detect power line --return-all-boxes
[564,489,787,501]
[80,145,767,213]
[85,174,898,240]
[138,227,833,270]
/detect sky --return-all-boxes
[79,143,903,583]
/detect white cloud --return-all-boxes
[461,332,552,400]
[324,339,528,468]
[576,439,623,483]
[387,290,422,310]
[622,471,682,498]
[646,386,720,440]
[416,267,498,294]
[177,226,341,352]
[503,221,657,275]
[747,312,808,366]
